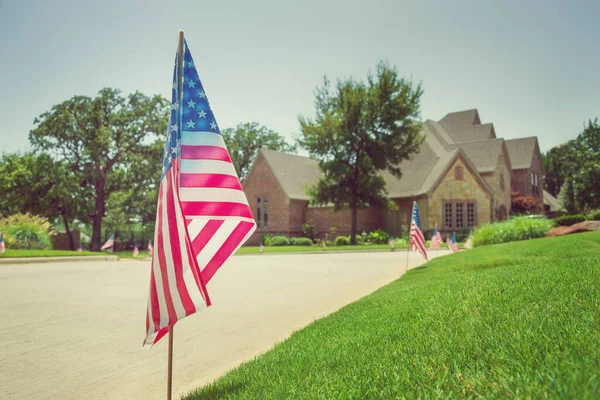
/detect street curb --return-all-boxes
[0,255,120,265]
[235,248,455,256]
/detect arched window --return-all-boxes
[454,166,464,180]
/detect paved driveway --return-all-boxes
[0,250,449,399]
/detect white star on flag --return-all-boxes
[187,80,196,88]
[187,99,196,108]
[198,90,206,98]
[210,121,217,130]
[197,109,207,118]
[186,119,196,128]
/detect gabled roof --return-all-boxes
[258,149,321,201]
[449,138,505,173]
[505,137,538,169]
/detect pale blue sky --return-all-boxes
[1,0,598,154]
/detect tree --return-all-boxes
[29,88,168,251]
[543,141,577,197]
[221,122,296,181]
[545,118,600,212]
[298,61,424,244]
[0,152,82,249]
[510,191,543,215]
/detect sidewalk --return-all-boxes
[0,255,120,265]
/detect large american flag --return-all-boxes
[429,224,442,250]
[409,202,428,261]
[144,39,256,347]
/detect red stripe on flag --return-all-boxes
[157,174,178,326]
[192,220,224,255]
[183,230,211,307]
[181,201,253,219]
[202,221,255,284]
[180,173,243,190]
[181,145,231,162]
[165,173,196,317]
[148,267,161,334]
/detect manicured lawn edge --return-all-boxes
[184,232,600,399]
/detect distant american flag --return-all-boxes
[144,39,256,347]
[447,232,459,253]
[101,234,114,251]
[0,232,5,254]
[429,224,442,250]
[409,202,428,261]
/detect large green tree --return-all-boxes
[29,88,168,251]
[221,122,296,181]
[545,118,600,213]
[298,62,424,244]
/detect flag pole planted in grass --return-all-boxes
[144,30,256,400]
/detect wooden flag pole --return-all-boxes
[166,29,185,400]
[167,326,174,400]
[405,245,410,273]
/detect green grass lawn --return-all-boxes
[184,232,600,399]
[0,249,101,258]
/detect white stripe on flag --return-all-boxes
[195,219,239,274]
[181,130,227,148]
[175,198,206,310]
[187,219,208,241]
[179,187,249,204]
[162,175,187,320]
[180,159,237,176]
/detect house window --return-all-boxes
[256,196,268,228]
[455,166,464,180]
[455,202,464,229]
[444,202,453,228]
[443,201,477,229]
[531,172,539,195]
[499,174,505,192]
[263,197,269,228]
[256,197,261,227]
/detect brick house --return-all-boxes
[243,109,548,244]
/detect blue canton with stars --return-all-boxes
[161,55,181,180]
[181,40,221,135]
[412,202,422,230]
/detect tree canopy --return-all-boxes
[298,61,424,244]
[29,88,169,251]
[221,122,296,181]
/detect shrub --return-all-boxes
[290,237,312,246]
[301,219,317,241]
[472,216,554,247]
[589,211,600,221]
[0,213,55,250]
[553,214,586,227]
[367,229,390,244]
[261,233,274,246]
[455,228,472,242]
[335,236,350,246]
[269,236,290,246]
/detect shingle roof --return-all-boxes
[449,138,505,173]
[259,149,321,201]
[505,137,537,169]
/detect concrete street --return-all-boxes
[0,250,449,399]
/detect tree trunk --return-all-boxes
[350,200,358,245]
[62,213,75,250]
[90,182,106,252]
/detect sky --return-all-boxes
[1,0,598,155]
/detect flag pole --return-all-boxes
[167,325,174,400]
[405,244,409,273]
[166,29,185,400]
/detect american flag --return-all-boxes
[409,202,428,261]
[0,232,5,254]
[143,38,256,347]
[147,240,153,256]
[429,224,442,250]
[447,232,459,253]
[101,234,114,251]
[133,245,139,257]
